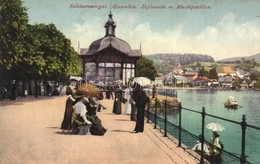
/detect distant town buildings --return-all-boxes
[161,64,257,89]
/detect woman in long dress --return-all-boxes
[192,135,210,156]
[209,131,223,163]
[112,86,122,114]
[71,94,92,135]
[123,87,132,115]
[61,87,76,131]
[85,97,107,135]
[210,131,222,154]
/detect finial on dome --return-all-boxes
[109,2,112,14]
[104,11,116,37]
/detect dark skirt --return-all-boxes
[61,99,75,130]
[113,98,122,114]
[71,114,90,135]
[105,90,110,99]
[86,103,107,135]
[113,90,122,114]
[88,115,106,135]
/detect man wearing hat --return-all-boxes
[129,78,150,133]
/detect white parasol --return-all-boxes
[133,77,151,86]
[70,76,82,81]
[206,122,225,132]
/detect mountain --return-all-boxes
[218,53,260,62]
[146,53,215,65]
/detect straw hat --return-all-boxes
[73,93,85,99]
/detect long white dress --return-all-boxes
[192,141,210,155]
[124,88,132,115]
[74,101,92,125]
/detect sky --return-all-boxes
[22,0,260,61]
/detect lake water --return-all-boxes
[164,89,260,163]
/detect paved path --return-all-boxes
[0,96,199,164]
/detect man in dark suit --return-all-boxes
[130,79,149,133]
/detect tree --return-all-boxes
[250,72,260,80]
[196,62,201,67]
[208,67,218,79]
[0,1,81,97]
[23,23,81,81]
[241,57,245,63]
[154,61,175,75]
[198,66,208,77]
[136,56,157,80]
[0,0,28,70]
[0,0,81,81]
[254,80,260,89]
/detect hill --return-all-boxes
[145,53,215,74]
[218,53,260,62]
[146,53,215,65]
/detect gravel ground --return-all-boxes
[0,96,199,164]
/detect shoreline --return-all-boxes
[156,86,260,91]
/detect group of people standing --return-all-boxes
[110,78,150,133]
[1,80,17,100]
[60,86,107,135]
[61,77,150,135]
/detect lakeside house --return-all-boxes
[249,80,257,89]
[218,76,234,88]
[236,69,250,79]
[240,80,249,89]
[216,66,236,77]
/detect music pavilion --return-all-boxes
[79,12,141,85]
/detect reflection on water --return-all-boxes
[165,89,260,164]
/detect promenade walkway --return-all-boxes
[0,96,199,164]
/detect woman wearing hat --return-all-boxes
[112,85,122,115]
[209,131,223,162]
[211,131,221,151]
[61,87,76,132]
[85,97,107,136]
[71,93,92,135]
[192,135,210,157]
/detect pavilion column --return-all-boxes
[120,63,123,80]
[134,61,137,77]
[96,62,99,78]
[82,60,85,78]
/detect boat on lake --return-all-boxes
[224,96,238,109]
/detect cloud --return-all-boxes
[67,12,260,60]
[200,12,260,60]
[66,17,104,52]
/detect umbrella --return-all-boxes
[76,83,103,100]
[206,122,225,132]
[70,76,82,81]
[133,77,151,86]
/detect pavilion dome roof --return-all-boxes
[86,36,140,57]
[80,12,141,57]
